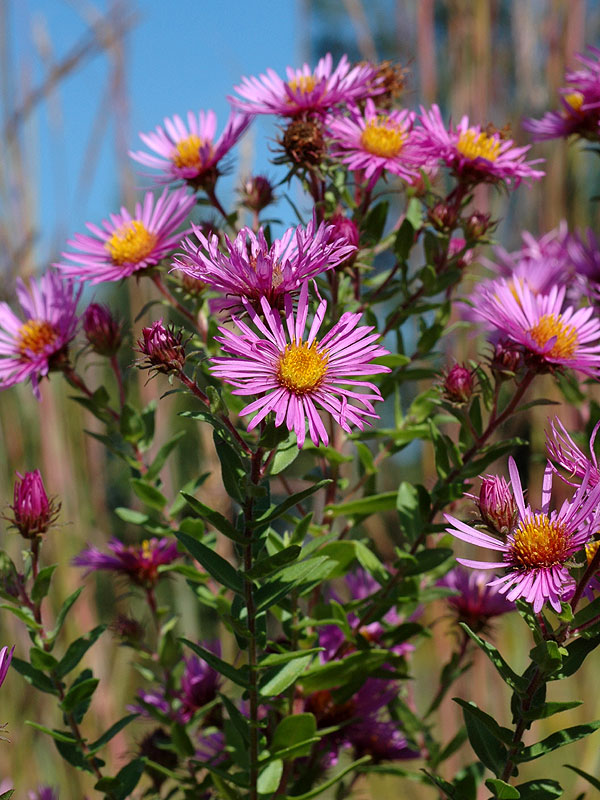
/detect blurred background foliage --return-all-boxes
[1,0,600,796]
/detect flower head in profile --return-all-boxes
[229,53,380,118]
[210,283,390,448]
[180,644,222,721]
[136,320,187,375]
[523,47,600,141]
[57,187,195,284]
[83,303,123,357]
[130,110,251,187]
[473,279,600,377]
[438,567,515,631]
[419,104,544,187]
[445,457,600,612]
[328,99,433,185]
[0,271,80,397]
[5,470,60,539]
[546,416,600,489]
[73,538,179,588]
[173,215,355,313]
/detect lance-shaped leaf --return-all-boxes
[254,479,331,527]
[459,624,527,693]
[180,639,248,688]
[516,721,600,762]
[175,531,242,594]
[181,493,245,543]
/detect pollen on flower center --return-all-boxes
[563,91,585,115]
[18,319,59,356]
[288,75,317,95]
[173,134,205,169]
[277,340,328,394]
[586,539,600,565]
[510,514,571,568]
[528,313,578,359]
[457,129,501,162]
[105,220,158,266]
[360,119,405,157]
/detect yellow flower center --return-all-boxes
[277,340,329,395]
[563,91,585,115]
[457,129,501,162]
[586,539,600,565]
[511,514,571,568]
[105,220,158,266]
[288,75,317,95]
[18,319,59,356]
[528,313,578,359]
[172,133,205,169]
[360,118,405,157]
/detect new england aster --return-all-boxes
[57,187,195,284]
[210,283,390,447]
[0,271,80,397]
[229,53,379,118]
[129,109,251,186]
[445,457,600,613]
[172,214,355,312]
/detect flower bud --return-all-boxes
[83,303,122,357]
[443,364,474,403]
[464,211,492,241]
[5,470,59,539]
[280,118,325,167]
[240,175,275,213]
[328,212,360,249]
[476,474,518,534]
[110,613,145,644]
[490,338,522,376]
[427,202,458,231]
[136,321,186,374]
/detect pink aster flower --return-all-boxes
[446,457,600,613]
[438,567,515,631]
[73,537,179,588]
[523,46,600,141]
[546,416,600,488]
[327,99,433,185]
[0,271,80,396]
[567,227,600,300]
[129,109,251,186]
[229,53,379,118]
[173,215,356,313]
[57,187,195,285]
[419,104,544,187]
[473,279,600,377]
[210,283,390,447]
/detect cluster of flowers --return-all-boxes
[446,418,600,613]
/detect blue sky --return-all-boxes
[11,0,302,264]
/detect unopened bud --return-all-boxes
[240,175,275,213]
[328,212,360,249]
[490,338,522,376]
[136,321,186,374]
[83,303,122,357]
[280,119,325,167]
[110,613,145,644]
[464,211,492,241]
[476,474,518,534]
[4,470,60,539]
[443,364,474,403]
[428,202,458,231]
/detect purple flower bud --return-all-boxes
[5,470,60,539]
[0,645,14,688]
[137,320,186,374]
[328,212,360,250]
[476,474,518,534]
[427,202,458,231]
[82,303,123,357]
[443,364,474,403]
[464,211,492,240]
[490,338,522,376]
[240,175,275,213]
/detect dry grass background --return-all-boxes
[0,0,599,796]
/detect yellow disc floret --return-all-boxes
[510,514,571,569]
[586,539,600,565]
[457,129,501,162]
[528,313,578,359]
[105,220,158,266]
[173,134,204,170]
[288,75,317,95]
[563,91,585,115]
[18,319,58,356]
[360,118,405,158]
[277,340,329,395]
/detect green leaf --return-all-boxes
[460,624,527,693]
[175,531,242,594]
[354,540,389,585]
[54,625,106,679]
[461,702,507,776]
[246,545,301,580]
[300,649,398,693]
[515,779,562,798]
[516,721,600,762]
[47,587,83,643]
[271,713,316,757]
[88,714,138,754]
[95,758,144,800]
[254,556,334,612]
[114,507,149,525]
[421,770,457,798]
[288,756,371,800]
[564,765,600,791]
[130,479,167,511]
[25,721,76,742]
[145,430,186,482]
[60,677,99,713]
[258,648,323,668]
[550,634,600,679]
[453,699,514,745]
[394,217,415,261]
[11,657,58,694]
[404,547,453,576]
[31,564,58,604]
[269,437,300,475]
[214,431,247,503]
[29,647,58,672]
[254,479,331,527]
[257,759,283,794]
[326,491,397,519]
[259,653,313,696]
[120,404,145,444]
[181,639,248,687]
[529,640,564,673]
[396,483,430,543]
[485,778,520,799]
[0,791,14,799]
[522,700,582,722]
[181,493,245,543]
[0,603,41,630]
